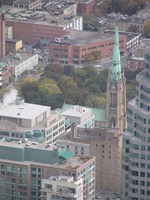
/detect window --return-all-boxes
[140,172,145,177]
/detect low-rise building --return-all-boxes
[4,6,83,44]
[127,56,144,70]
[0,51,38,79]
[41,176,83,200]
[13,0,41,10]
[60,105,95,129]
[6,38,23,54]
[77,0,96,13]
[0,96,65,145]
[49,30,126,65]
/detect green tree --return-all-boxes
[85,95,106,108]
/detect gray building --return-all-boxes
[122,45,150,199]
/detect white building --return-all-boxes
[0,96,65,145]
[41,176,83,200]
[61,105,94,128]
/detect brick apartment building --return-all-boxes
[49,30,126,65]
[77,0,96,13]
[127,56,144,70]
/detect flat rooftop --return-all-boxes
[14,0,39,5]
[3,6,81,27]
[0,51,38,68]
[0,101,50,120]
[0,138,93,169]
[62,105,91,118]
[53,29,139,46]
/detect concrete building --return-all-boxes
[13,0,41,10]
[0,96,65,145]
[41,176,83,200]
[0,51,38,79]
[4,7,83,44]
[57,22,127,195]
[122,45,150,200]
[6,38,23,54]
[0,140,95,200]
[60,105,95,129]
[0,12,6,60]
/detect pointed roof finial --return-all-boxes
[110,14,122,81]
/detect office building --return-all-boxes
[122,45,150,200]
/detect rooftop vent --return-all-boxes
[16,97,24,105]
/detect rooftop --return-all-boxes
[3,5,81,27]
[0,98,50,120]
[0,138,93,169]
[14,0,40,5]
[0,51,38,68]
[57,103,106,122]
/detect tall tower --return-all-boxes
[122,45,150,200]
[106,21,127,133]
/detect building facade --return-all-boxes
[77,0,96,13]
[0,97,65,145]
[41,176,83,200]
[0,142,95,200]
[13,0,41,10]
[49,30,126,65]
[122,45,150,200]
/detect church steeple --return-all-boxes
[111,21,122,81]
[106,20,127,133]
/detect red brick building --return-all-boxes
[127,56,144,70]
[77,0,96,13]
[6,20,69,44]
[0,13,6,60]
[49,30,126,65]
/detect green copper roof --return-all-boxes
[59,150,74,160]
[111,21,122,81]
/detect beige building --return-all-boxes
[57,22,127,195]
[57,124,122,193]
[6,39,22,54]
[41,176,83,200]
[0,96,65,145]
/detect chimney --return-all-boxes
[71,123,77,139]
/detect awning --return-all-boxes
[59,151,73,160]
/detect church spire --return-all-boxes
[110,20,122,81]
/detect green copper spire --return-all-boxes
[110,20,122,81]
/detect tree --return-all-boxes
[85,95,106,108]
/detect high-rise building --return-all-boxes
[122,45,150,200]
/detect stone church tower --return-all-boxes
[106,22,127,133]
